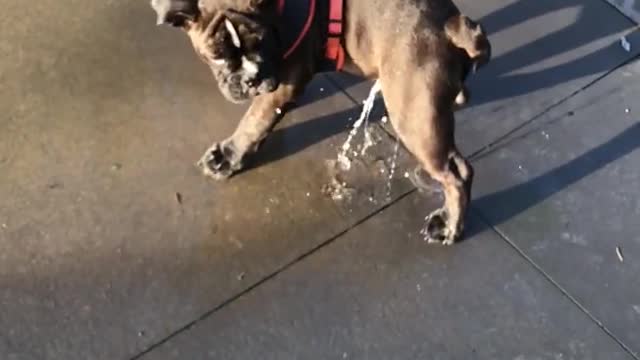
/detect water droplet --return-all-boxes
[385,140,400,199]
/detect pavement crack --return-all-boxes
[469,53,640,161]
[472,208,640,360]
[322,74,362,105]
[128,189,416,360]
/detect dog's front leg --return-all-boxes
[196,82,300,180]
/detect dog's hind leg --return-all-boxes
[378,74,473,245]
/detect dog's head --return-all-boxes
[203,10,281,103]
[151,0,280,103]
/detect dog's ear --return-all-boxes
[220,10,269,49]
[224,18,242,48]
[150,0,200,27]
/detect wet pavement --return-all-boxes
[1,0,639,359]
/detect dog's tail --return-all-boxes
[444,15,491,73]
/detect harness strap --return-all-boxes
[276,0,346,71]
[277,0,316,60]
[325,0,345,71]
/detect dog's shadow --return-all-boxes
[242,99,387,172]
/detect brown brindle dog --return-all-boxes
[150,0,491,244]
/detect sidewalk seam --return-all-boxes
[464,53,640,360]
[601,0,640,24]
[322,74,361,105]
[473,208,639,360]
[127,189,416,360]
[468,53,640,161]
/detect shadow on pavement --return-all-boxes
[243,107,359,172]
[467,122,640,238]
[471,0,631,104]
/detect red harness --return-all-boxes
[276,0,346,71]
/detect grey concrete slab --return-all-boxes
[329,0,640,155]
[139,193,633,360]
[471,59,640,356]
[2,0,637,359]
[0,1,415,359]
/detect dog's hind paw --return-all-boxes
[196,142,243,180]
[421,208,459,245]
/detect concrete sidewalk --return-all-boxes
[1,0,639,359]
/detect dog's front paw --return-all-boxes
[421,208,460,246]
[196,142,243,180]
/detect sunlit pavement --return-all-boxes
[1,1,639,359]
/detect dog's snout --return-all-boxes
[228,80,244,95]
[229,73,242,84]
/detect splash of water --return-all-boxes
[385,139,400,200]
[360,108,376,156]
[337,80,381,170]
[360,128,375,156]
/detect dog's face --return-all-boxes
[201,11,281,103]
[151,0,280,103]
